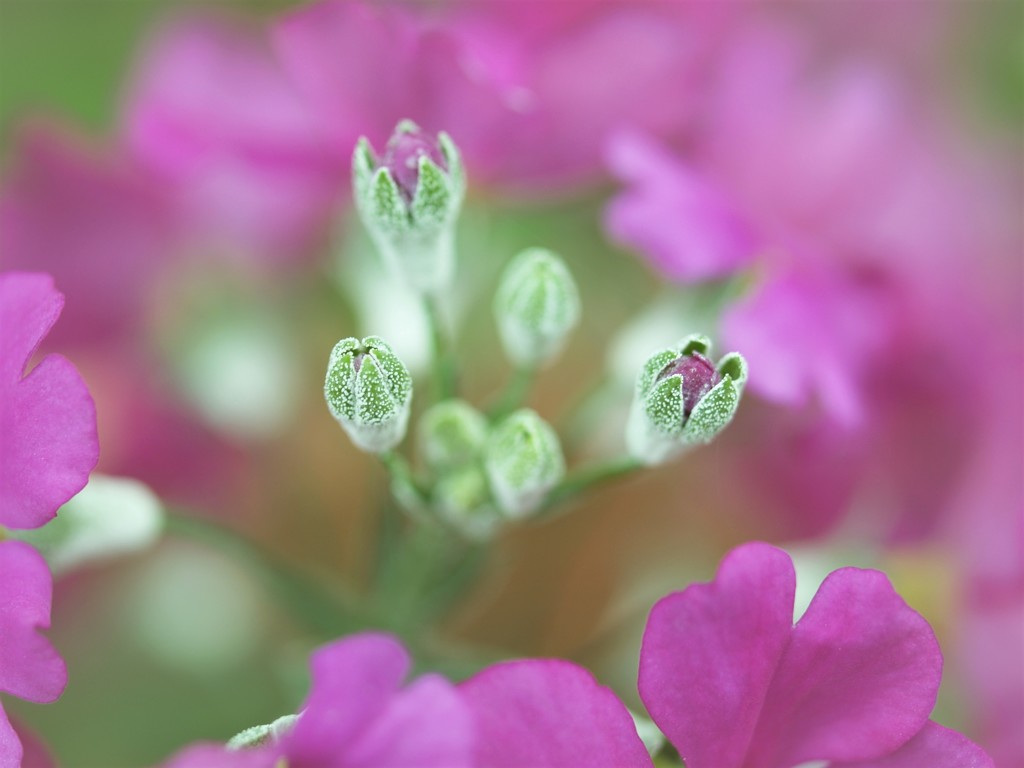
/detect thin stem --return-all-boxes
[488,365,535,421]
[423,294,456,400]
[165,512,366,638]
[539,455,644,516]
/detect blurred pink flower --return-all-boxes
[165,633,473,767]
[274,0,734,193]
[639,542,991,768]
[460,658,650,766]
[0,124,173,346]
[123,14,340,263]
[0,272,98,529]
[0,541,66,768]
[605,131,756,282]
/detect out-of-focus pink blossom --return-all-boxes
[639,542,991,768]
[0,272,98,529]
[123,15,340,263]
[460,659,650,767]
[605,131,756,282]
[0,125,173,346]
[165,633,473,767]
[0,541,66,768]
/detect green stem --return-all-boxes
[539,455,644,516]
[165,512,366,638]
[423,294,456,400]
[488,366,535,421]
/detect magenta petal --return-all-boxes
[0,542,66,703]
[0,704,20,768]
[831,721,994,768]
[0,272,98,529]
[638,543,794,768]
[461,659,651,767]
[605,130,756,283]
[282,632,471,766]
[748,568,942,767]
[10,718,54,768]
[344,674,473,768]
[162,744,277,768]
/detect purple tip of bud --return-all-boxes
[352,352,366,372]
[657,352,721,416]
[381,126,447,201]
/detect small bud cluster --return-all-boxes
[329,121,746,538]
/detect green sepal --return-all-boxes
[438,131,465,202]
[411,156,451,229]
[679,333,711,357]
[369,168,410,233]
[352,137,376,205]
[717,351,748,393]
[324,337,361,422]
[644,375,686,436]
[355,356,396,425]
[682,375,740,444]
[636,348,679,402]
[226,714,298,751]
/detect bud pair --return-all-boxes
[353,121,465,294]
[418,401,565,534]
[627,335,747,465]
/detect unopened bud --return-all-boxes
[353,120,465,293]
[626,335,747,465]
[418,400,488,472]
[484,409,565,517]
[325,336,413,453]
[433,465,503,541]
[494,248,580,368]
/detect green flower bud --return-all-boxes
[418,399,488,472]
[494,248,581,368]
[325,336,413,453]
[353,120,465,293]
[433,465,504,541]
[484,409,565,517]
[626,335,747,465]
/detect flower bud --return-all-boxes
[324,336,413,453]
[433,465,503,541]
[626,334,747,465]
[484,409,565,517]
[494,248,580,368]
[418,400,488,472]
[353,120,465,293]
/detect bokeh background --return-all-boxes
[1,1,1022,766]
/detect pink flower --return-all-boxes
[122,14,340,263]
[0,272,98,529]
[0,124,173,346]
[165,633,473,767]
[638,542,992,768]
[0,541,66,768]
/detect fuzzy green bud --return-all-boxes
[418,399,488,472]
[433,465,504,540]
[494,248,581,368]
[325,336,413,453]
[353,120,465,293]
[626,334,747,465]
[484,409,565,517]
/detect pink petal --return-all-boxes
[0,541,66,703]
[0,705,20,768]
[0,272,61,385]
[638,543,795,768]
[162,744,277,768]
[604,130,756,283]
[124,15,339,261]
[10,718,55,768]
[832,721,994,768]
[747,568,942,766]
[461,659,651,767]
[344,674,473,768]
[283,633,471,766]
[0,127,173,345]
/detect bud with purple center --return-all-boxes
[626,335,747,465]
[325,336,413,453]
[353,120,465,293]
